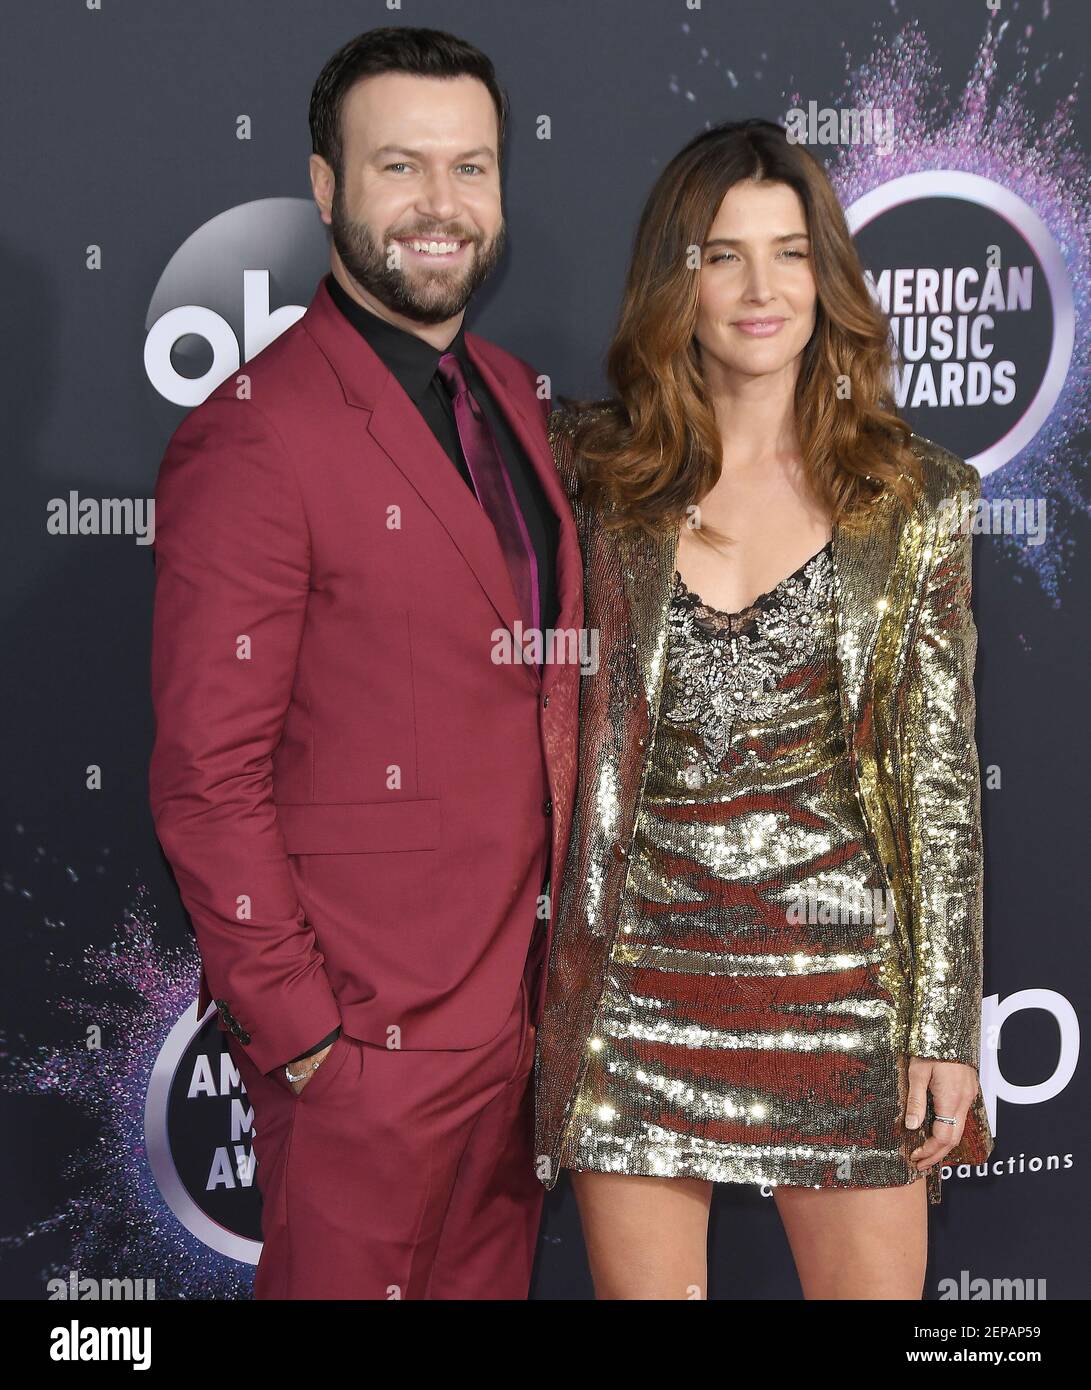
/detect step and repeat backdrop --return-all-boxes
[2,0,1087,1300]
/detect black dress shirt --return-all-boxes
[285,273,560,1070]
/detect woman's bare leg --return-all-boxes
[772,1178,928,1299]
[569,1170,714,1300]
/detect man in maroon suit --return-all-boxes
[148,27,582,1299]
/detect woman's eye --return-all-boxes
[705,248,808,265]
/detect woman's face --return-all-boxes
[693,178,818,386]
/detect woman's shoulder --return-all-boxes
[546,398,622,443]
[546,398,623,504]
[903,431,982,514]
[545,407,582,503]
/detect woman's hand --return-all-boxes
[905,1056,981,1172]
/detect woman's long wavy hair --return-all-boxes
[562,119,922,540]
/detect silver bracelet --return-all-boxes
[285,1054,324,1085]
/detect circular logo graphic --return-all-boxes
[144,197,329,406]
[145,1003,263,1263]
[847,172,1074,477]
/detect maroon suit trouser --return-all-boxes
[227,918,550,1300]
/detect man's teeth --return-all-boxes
[402,239,462,255]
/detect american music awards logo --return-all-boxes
[144,1006,262,1264]
[847,171,1074,478]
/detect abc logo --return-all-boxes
[144,197,328,406]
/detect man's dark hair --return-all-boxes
[309,26,509,183]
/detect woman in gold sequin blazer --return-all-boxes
[533,120,994,1299]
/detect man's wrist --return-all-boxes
[286,1024,341,1066]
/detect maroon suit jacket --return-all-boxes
[149,276,583,1076]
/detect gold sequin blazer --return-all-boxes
[534,408,995,1189]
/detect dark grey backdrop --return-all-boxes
[2,0,1087,1300]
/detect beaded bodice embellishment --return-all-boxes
[662,540,834,772]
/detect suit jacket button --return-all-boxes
[612,841,626,861]
[543,798,553,816]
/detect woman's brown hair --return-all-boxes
[561,118,922,539]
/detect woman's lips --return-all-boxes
[732,317,787,337]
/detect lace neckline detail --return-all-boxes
[673,539,832,636]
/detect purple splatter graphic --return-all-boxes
[821,18,1088,599]
[1,825,252,1299]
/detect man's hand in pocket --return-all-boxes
[287,1040,336,1096]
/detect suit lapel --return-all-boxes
[364,372,538,687]
[465,335,584,696]
[304,279,574,695]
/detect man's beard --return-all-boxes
[330,181,506,325]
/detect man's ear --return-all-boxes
[309,153,336,225]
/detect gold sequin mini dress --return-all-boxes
[558,538,941,1201]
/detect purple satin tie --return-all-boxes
[437,352,541,662]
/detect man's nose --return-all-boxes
[415,171,460,222]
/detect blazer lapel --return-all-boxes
[620,524,679,711]
[829,495,901,727]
